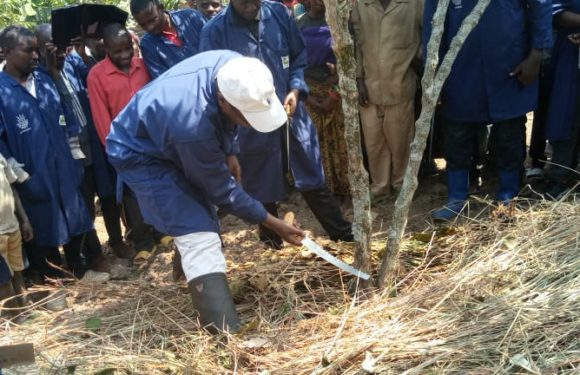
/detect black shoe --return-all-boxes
[330,231,354,242]
[258,224,284,250]
[188,273,241,334]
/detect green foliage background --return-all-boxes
[0,0,185,29]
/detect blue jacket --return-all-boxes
[423,0,553,123]
[546,0,579,141]
[0,69,93,247]
[141,9,206,79]
[106,50,268,237]
[200,1,325,203]
[62,53,117,198]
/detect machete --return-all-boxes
[284,212,370,280]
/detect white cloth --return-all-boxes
[6,157,30,183]
[24,74,36,98]
[0,154,20,234]
[173,232,226,282]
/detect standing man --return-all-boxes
[87,23,162,261]
[35,24,135,260]
[130,0,206,78]
[197,0,223,20]
[424,0,552,221]
[0,26,96,281]
[107,50,304,333]
[200,0,353,248]
[351,0,423,203]
[543,0,580,198]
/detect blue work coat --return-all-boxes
[63,53,117,198]
[0,69,93,247]
[423,0,553,123]
[106,50,268,237]
[546,0,580,141]
[200,1,325,203]
[141,9,206,79]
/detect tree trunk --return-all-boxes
[377,0,492,290]
[323,0,372,286]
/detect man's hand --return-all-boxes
[510,49,542,86]
[45,42,59,78]
[262,214,304,246]
[20,221,33,242]
[284,89,300,116]
[356,78,369,107]
[71,36,90,63]
[226,154,242,183]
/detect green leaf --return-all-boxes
[23,2,36,17]
[85,316,102,331]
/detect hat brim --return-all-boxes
[241,92,288,133]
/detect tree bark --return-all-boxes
[377,0,492,290]
[323,0,372,286]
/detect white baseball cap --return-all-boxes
[216,56,287,133]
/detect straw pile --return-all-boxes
[1,198,579,374]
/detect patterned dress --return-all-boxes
[297,13,351,195]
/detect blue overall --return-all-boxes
[140,9,206,79]
[200,1,325,203]
[546,0,580,142]
[63,53,117,199]
[106,50,268,237]
[423,0,553,123]
[0,69,92,247]
[424,0,552,218]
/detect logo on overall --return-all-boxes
[16,114,31,134]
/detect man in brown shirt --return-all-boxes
[351,0,423,201]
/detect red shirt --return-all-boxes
[87,56,151,145]
[162,19,183,48]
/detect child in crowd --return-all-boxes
[0,153,33,320]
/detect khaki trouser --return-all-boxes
[0,230,24,274]
[360,99,415,195]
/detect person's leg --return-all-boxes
[528,59,551,173]
[81,229,110,273]
[491,116,526,202]
[545,73,580,197]
[384,99,415,190]
[100,196,123,245]
[24,243,64,282]
[258,202,282,249]
[360,104,391,196]
[5,231,27,307]
[100,195,136,259]
[80,166,97,220]
[0,237,16,317]
[175,232,240,334]
[300,187,353,241]
[62,234,88,279]
[122,187,155,254]
[432,118,474,221]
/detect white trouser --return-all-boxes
[173,232,226,282]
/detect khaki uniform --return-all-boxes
[351,0,423,194]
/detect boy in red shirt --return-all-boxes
[87,24,164,260]
[88,25,151,146]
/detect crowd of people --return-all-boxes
[0,0,578,333]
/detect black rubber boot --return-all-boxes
[188,272,241,334]
[258,202,283,249]
[301,187,353,241]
